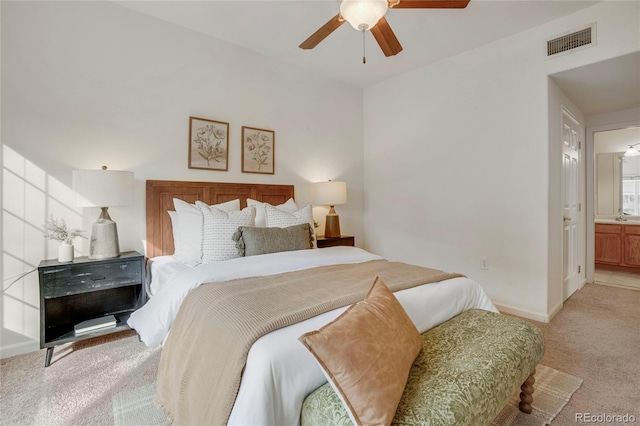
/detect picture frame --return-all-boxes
[188,116,229,171]
[242,126,275,174]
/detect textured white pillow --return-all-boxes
[247,198,298,227]
[196,201,256,263]
[264,203,316,246]
[172,198,240,265]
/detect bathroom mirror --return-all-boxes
[595,127,640,218]
[596,152,622,216]
[621,155,640,215]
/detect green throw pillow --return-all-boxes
[232,223,314,257]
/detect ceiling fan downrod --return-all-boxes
[362,29,366,64]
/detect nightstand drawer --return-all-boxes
[316,235,355,248]
[42,260,142,299]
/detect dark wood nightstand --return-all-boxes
[38,251,145,367]
[316,235,355,248]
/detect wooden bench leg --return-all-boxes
[518,369,535,414]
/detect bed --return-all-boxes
[128,180,500,425]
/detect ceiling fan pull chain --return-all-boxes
[362,29,366,64]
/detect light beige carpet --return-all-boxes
[0,331,160,426]
[113,364,581,426]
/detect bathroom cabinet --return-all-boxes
[595,223,640,273]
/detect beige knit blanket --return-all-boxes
[155,259,463,425]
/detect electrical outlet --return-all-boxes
[481,259,489,270]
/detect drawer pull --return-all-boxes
[91,276,106,281]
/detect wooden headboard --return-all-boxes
[146,180,295,258]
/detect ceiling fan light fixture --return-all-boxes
[340,0,388,31]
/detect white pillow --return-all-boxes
[264,203,316,247]
[247,198,298,227]
[167,210,184,261]
[196,201,256,263]
[172,198,240,265]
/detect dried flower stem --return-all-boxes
[43,215,87,244]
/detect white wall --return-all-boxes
[587,107,640,129]
[363,1,640,321]
[1,1,364,357]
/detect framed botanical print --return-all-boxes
[242,126,275,174]
[188,116,229,171]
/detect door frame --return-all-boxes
[585,118,640,284]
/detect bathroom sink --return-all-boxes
[595,218,640,225]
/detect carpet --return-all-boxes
[113,364,581,426]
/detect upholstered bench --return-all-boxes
[301,309,545,426]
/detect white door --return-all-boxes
[562,108,582,300]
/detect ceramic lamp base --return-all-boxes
[324,205,342,238]
[89,207,121,259]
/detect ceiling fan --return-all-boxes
[299,0,471,58]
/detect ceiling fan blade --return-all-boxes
[299,14,345,50]
[370,17,403,57]
[391,0,470,8]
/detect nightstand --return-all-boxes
[316,235,355,248]
[38,251,145,367]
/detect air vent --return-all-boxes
[547,24,595,57]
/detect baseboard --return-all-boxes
[547,300,564,321]
[575,278,588,295]
[0,340,39,360]
[500,281,585,323]
[493,302,551,323]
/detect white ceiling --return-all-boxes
[115,0,601,88]
[550,52,640,116]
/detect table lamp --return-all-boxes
[72,166,134,259]
[314,180,347,238]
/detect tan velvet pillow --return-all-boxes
[299,277,423,426]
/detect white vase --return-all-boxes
[58,243,74,263]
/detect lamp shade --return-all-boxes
[340,0,388,31]
[314,181,347,206]
[72,169,134,207]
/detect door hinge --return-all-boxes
[579,141,582,149]
[579,203,582,212]
[578,265,581,273]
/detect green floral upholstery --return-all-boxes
[301,309,544,426]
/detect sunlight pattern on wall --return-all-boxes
[2,145,83,357]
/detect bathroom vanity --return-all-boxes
[595,221,640,273]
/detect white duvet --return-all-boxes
[128,247,498,425]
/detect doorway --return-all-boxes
[589,125,640,290]
[550,53,640,293]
